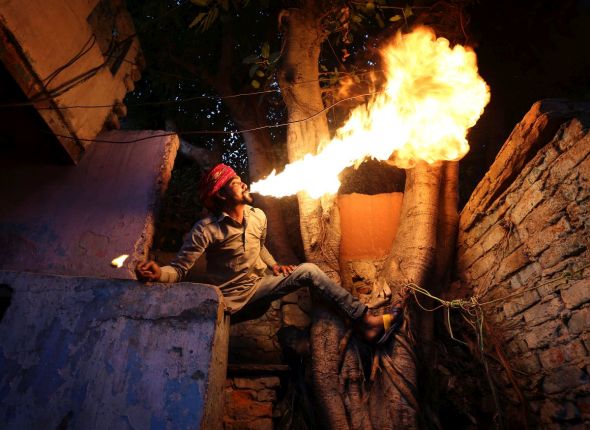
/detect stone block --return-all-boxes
[0,270,229,430]
[503,289,540,318]
[524,319,564,349]
[233,377,280,391]
[509,262,541,289]
[257,389,277,402]
[515,352,541,374]
[523,296,564,326]
[523,217,571,257]
[538,340,587,370]
[539,236,587,270]
[562,279,590,309]
[568,306,590,335]
[496,246,530,282]
[540,400,581,423]
[0,131,179,279]
[542,365,588,394]
[511,181,544,225]
[282,304,311,328]
[577,396,590,419]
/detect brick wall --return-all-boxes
[455,100,590,428]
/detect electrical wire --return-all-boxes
[47,89,384,143]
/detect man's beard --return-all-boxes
[242,191,254,204]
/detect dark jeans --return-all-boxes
[245,262,367,320]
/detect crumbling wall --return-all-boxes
[0,270,229,430]
[455,100,590,427]
[0,130,178,279]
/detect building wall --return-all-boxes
[0,0,142,162]
[0,130,178,279]
[455,100,590,428]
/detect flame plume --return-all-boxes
[251,27,490,199]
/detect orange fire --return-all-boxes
[251,27,490,199]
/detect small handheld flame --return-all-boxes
[251,26,490,199]
[111,254,129,268]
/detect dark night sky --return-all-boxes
[460,0,590,205]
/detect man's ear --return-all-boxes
[215,190,227,202]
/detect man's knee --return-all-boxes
[296,262,321,276]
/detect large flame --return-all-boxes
[251,27,490,199]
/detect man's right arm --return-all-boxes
[136,222,210,283]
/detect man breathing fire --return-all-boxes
[136,163,401,344]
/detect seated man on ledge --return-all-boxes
[136,163,401,344]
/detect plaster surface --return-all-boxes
[0,270,229,430]
[0,130,179,279]
[339,192,403,260]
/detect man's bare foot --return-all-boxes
[356,305,403,344]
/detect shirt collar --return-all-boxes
[216,205,254,224]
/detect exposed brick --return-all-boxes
[511,181,544,224]
[523,217,571,257]
[465,250,498,282]
[520,198,566,238]
[509,262,541,289]
[503,289,541,318]
[523,296,564,326]
[233,377,280,390]
[514,352,542,374]
[578,396,590,419]
[538,340,587,370]
[281,304,311,328]
[568,306,590,335]
[504,337,529,356]
[524,319,564,349]
[543,365,588,394]
[256,389,276,402]
[480,224,508,252]
[539,236,587,269]
[457,243,485,272]
[496,246,531,282]
[540,400,581,423]
[562,279,590,309]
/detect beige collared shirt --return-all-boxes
[159,205,278,313]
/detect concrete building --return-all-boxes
[0,2,229,429]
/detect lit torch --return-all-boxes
[250,26,490,199]
[111,254,129,268]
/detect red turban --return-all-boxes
[199,163,237,210]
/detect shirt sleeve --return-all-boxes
[258,211,278,268]
[159,222,210,283]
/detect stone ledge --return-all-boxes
[0,270,229,430]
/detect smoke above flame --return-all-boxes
[251,26,490,199]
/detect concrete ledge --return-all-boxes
[0,270,228,430]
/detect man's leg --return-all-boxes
[246,263,403,344]
[249,263,367,320]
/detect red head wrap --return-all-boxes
[199,163,237,210]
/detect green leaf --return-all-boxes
[251,79,260,89]
[188,12,207,29]
[352,14,363,24]
[243,54,260,64]
[261,42,270,59]
[389,14,402,22]
[255,69,265,77]
[320,64,328,72]
[403,5,413,18]
[249,64,258,78]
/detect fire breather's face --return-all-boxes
[222,176,253,205]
